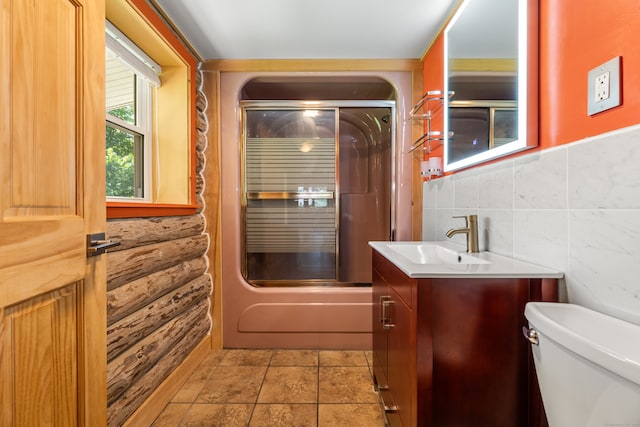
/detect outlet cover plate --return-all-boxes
[588,56,621,116]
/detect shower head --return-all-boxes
[381,115,390,123]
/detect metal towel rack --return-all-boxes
[408,90,454,153]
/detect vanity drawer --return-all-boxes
[372,250,415,308]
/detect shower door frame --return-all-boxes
[240,100,396,287]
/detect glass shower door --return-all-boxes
[243,108,338,283]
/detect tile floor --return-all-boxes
[152,349,387,427]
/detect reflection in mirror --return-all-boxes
[444,0,536,171]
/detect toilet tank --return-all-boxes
[524,302,640,427]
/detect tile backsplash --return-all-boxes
[423,124,640,325]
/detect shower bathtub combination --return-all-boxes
[219,72,414,349]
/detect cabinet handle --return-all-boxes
[384,404,399,413]
[382,299,395,330]
[379,296,390,323]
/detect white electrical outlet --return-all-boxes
[595,71,610,102]
[588,56,621,116]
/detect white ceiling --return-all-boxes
[153,0,459,60]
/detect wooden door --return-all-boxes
[0,0,106,425]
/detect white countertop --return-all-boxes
[369,241,564,279]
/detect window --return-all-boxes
[105,20,159,201]
[105,0,197,218]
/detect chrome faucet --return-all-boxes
[446,215,479,253]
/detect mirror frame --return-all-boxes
[443,0,538,172]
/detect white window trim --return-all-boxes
[106,20,162,87]
[106,75,153,202]
[106,22,156,202]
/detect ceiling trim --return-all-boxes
[147,0,204,62]
[420,0,464,61]
[201,59,423,73]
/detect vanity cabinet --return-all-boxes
[372,250,555,427]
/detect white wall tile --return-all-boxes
[478,160,514,209]
[478,209,513,256]
[423,180,437,210]
[568,209,640,324]
[422,208,437,241]
[454,173,479,209]
[514,148,568,209]
[513,209,568,272]
[421,124,640,326]
[568,128,640,209]
[434,176,454,209]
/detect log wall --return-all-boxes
[105,67,214,426]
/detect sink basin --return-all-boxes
[369,241,563,279]
[385,242,491,265]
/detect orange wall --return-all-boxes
[423,0,640,157]
[422,36,445,159]
[540,0,640,147]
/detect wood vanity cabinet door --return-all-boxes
[372,253,417,427]
[373,250,555,427]
[386,288,415,427]
[430,278,532,427]
[372,268,390,393]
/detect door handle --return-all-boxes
[86,232,120,257]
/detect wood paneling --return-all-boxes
[107,299,209,403]
[120,338,211,426]
[106,235,208,290]
[107,274,210,361]
[411,62,424,241]
[103,66,214,424]
[107,257,207,325]
[106,215,205,251]
[201,68,223,349]
[107,306,209,426]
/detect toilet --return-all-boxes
[524,302,640,427]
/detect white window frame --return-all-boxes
[106,73,152,201]
[105,20,161,202]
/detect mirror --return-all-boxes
[444,0,537,171]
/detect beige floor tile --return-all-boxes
[319,350,368,367]
[151,403,190,426]
[220,349,273,366]
[199,349,228,366]
[318,404,386,426]
[364,350,374,366]
[318,367,378,404]
[181,403,253,427]
[270,350,319,367]
[249,404,317,427]
[172,365,216,403]
[154,350,386,426]
[196,365,267,403]
[257,367,318,403]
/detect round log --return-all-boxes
[107,257,207,326]
[106,235,208,291]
